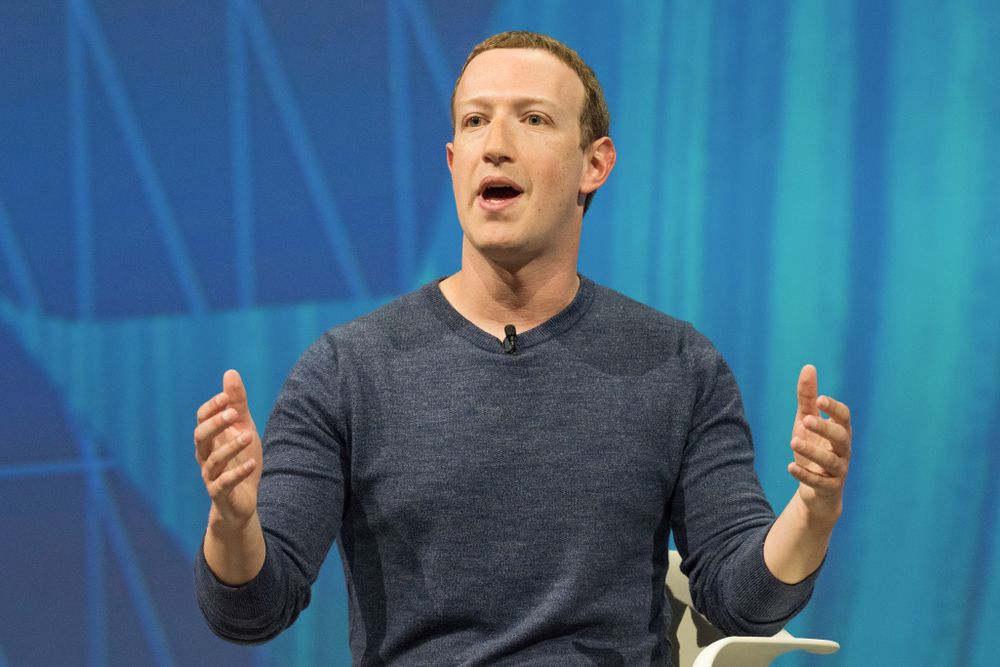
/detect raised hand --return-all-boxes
[788,364,852,522]
[194,369,263,530]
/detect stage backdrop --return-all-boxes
[1,1,998,665]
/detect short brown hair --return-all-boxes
[451,31,611,213]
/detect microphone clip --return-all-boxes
[502,324,517,354]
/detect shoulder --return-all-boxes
[298,282,443,370]
[567,279,722,376]
[272,284,442,414]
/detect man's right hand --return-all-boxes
[194,370,265,583]
[195,370,262,525]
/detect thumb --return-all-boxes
[223,369,252,416]
[796,364,819,418]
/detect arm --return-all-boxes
[670,333,814,637]
[193,341,348,643]
[764,365,852,584]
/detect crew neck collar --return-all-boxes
[422,274,596,354]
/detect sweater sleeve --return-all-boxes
[669,327,819,636]
[195,335,349,643]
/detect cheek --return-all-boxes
[538,147,585,196]
[449,153,475,197]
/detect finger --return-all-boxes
[196,392,230,424]
[792,420,811,441]
[818,395,852,431]
[193,408,240,461]
[796,364,819,417]
[791,437,844,476]
[803,415,850,454]
[223,369,250,415]
[788,461,843,493]
[204,432,254,482]
[207,458,257,501]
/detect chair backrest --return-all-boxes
[665,550,838,667]
[665,550,727,667]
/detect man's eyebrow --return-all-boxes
[455,95,559,110]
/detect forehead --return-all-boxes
[455,48,585,114]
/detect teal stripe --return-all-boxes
[610,1,664,305]
[0,458,114,480]
[845,2,990,662]
[656,0,713,324]
[762,0,854,497]
[0,295,387,557]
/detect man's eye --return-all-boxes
[526,114,544,126]
[466,116,484,127]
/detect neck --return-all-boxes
[439,244,581,340]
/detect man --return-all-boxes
[194,32,852,665]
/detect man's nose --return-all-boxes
[482,120,514,165]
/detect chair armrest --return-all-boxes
[692,636,840,667]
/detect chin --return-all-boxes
[470,238,534,268]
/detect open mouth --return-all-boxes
[478,178,524,207]
[481,185,522,202]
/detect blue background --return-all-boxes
[1,1,998,665]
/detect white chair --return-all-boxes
[666,550,840,667]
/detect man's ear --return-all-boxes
[579,137,616,195]
[446,142,455,174]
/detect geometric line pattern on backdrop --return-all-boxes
[0,295,173,667]
[0,193,42,313]
[234,0,371,301]
[2,1,459,663]
[67,5,107,659]
[229,0,254,308]
[389,0,456,290]
[0,1,320,662]
[0,292,387,663]
[65,0,196,661]
[400,0,482,289]
[70,0,208,315]
[0,290,180,666]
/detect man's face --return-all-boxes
[447,48,595,268]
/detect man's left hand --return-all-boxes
[788,364,852,524]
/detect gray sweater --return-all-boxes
[196,276,818,665]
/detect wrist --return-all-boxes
[207,505,260,540]
[793,489,842,531]
[203,510,265,586]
